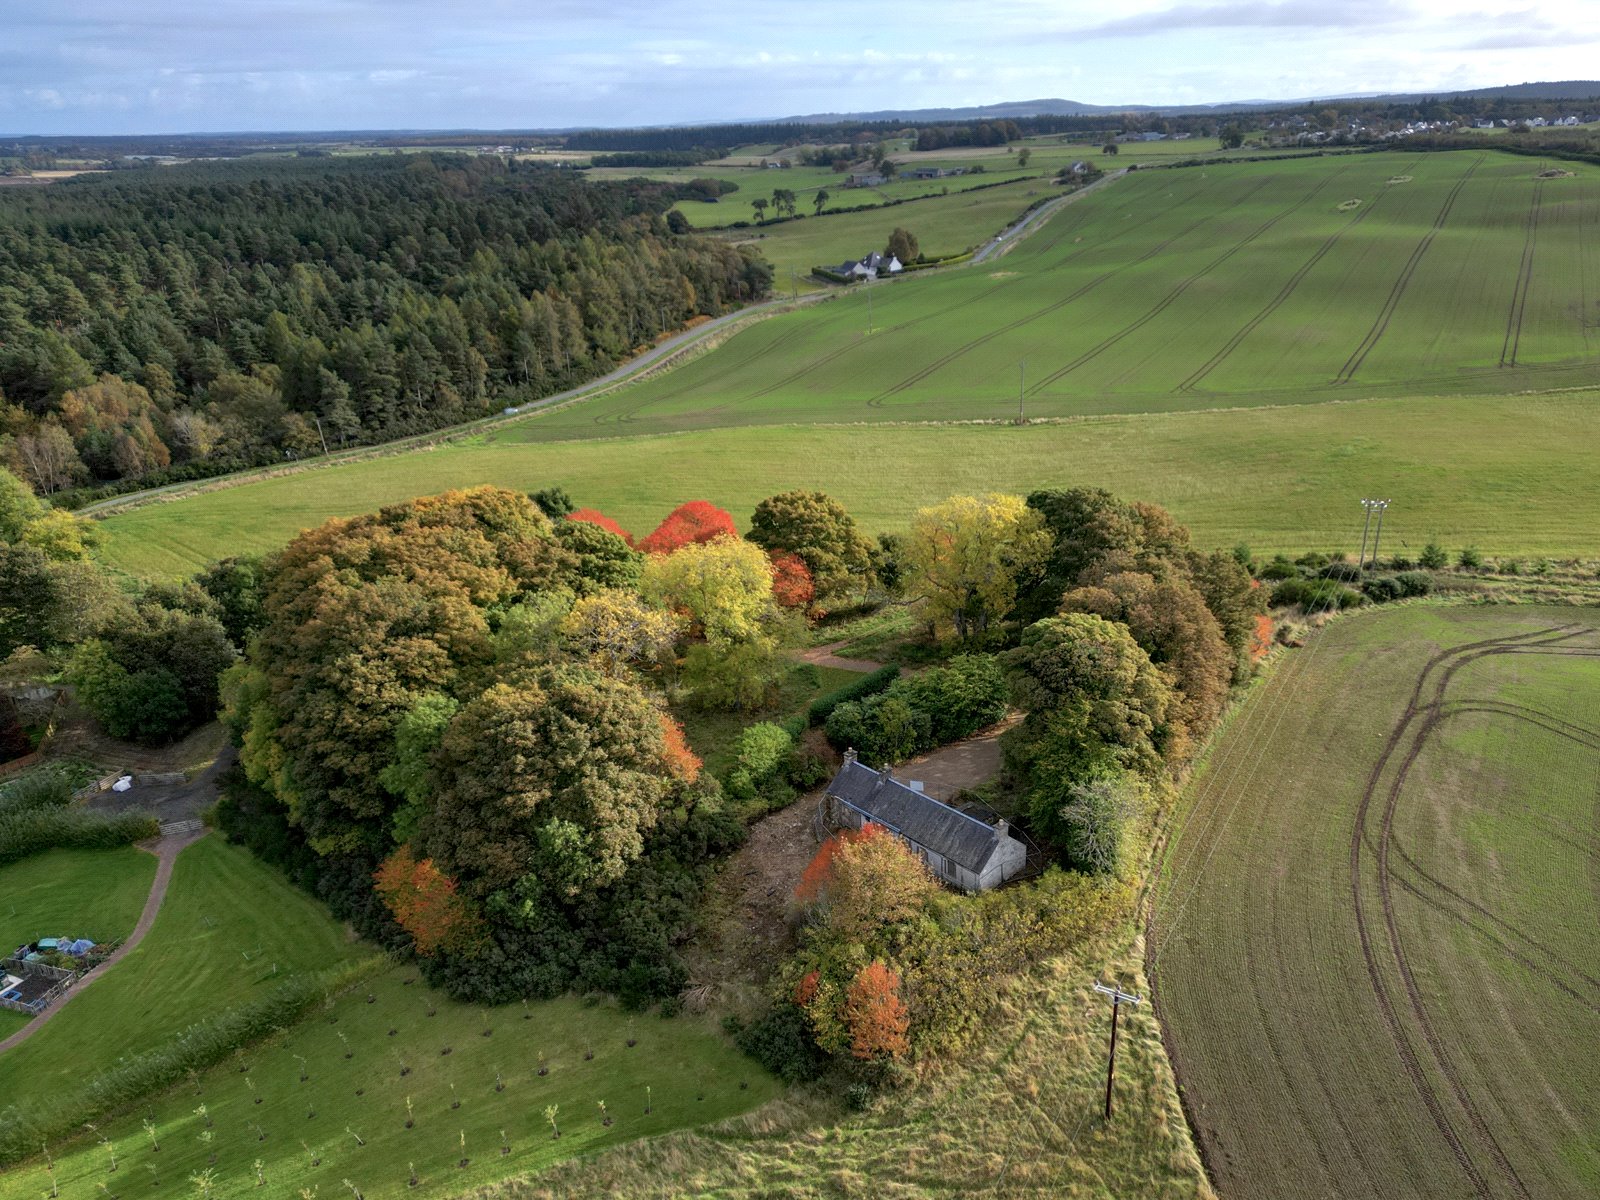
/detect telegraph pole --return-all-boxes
[1370,499,1391,567]
[1358,499,1377,569]
[1018,360,1026,424]
[1093,981,1142,1120]
[866,284,874,335]
[312,414,330,457]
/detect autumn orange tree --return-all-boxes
[567,507,634,546]
[637,500,736,555]
[373,845,483,955]
[768,551,815,610]
[844,960,910,1060]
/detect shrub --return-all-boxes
[821,657,1003,764]
[1270,578,1364,612]
[808,664,900,725]
[0,767,73,815]
[1258,555,1298,580]
[0,807,159,868]
[1387,555,1415,570]
[733,722,793,782]
[1458,547,1483,570]
[1318,562,1363,583]
[734,1004,828,1083]
[1394,571,1434,598]
[1419,542,1450,569]
[1362,576,1402,603]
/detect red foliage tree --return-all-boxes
[658,712,702,784]
[567,508,635,547]
[373,845,483,956]
[793,823,881,904]
[1249,613,1275,662]
[844,960,910,1060]
[768,551,816,610]
[636,500,737,555]
[793,969,821,1007]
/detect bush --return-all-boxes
[1458,546,1483,570]
[1394,571,1434,597]
[734,722,793,781]
[1258,555,1298,580]
[1319,561,1364,583]
[1362,576,1402,603]
[0,767,72,815]
[822,656,1004,765]
[0,807,159,868]
[1270,578,1364,612]
[808,664,900,725]
[1419,542,1450,569]
[735,1003,828,1083]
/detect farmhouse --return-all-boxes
[845,170,886,187]
[832,251,903,280]
[824,752,1027,892]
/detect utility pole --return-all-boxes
[1018,360,1026,424]
[866,284,874,336]
[1358,499,1377,569]
[1093,981,1142,1120]
[312,414,330,457]
[1370,499,1391,568]
[790,266,798,301]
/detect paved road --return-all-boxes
[972,168,1128,264]
[85,745,235,825]
[0,828,206,1055]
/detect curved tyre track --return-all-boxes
[1351,626,1596,1200]
[1499,177,1544,368]
[0,829,206,1055]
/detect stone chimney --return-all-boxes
[995,819,1010,840]
[844,747,858,764]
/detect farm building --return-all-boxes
[832,251,903,280]
[824,752,1027,892]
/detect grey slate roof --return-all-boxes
[825,759,1002,873]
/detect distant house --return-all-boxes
[846,171,887,187]
[1139,131,1167,141]
[824,753,1028,892]
[833,250,903,280]
[1066,160,1089,175]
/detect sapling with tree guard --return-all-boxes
[142,1120,160,1152]
[545,1104,560,1139]
[457,1128,469,1168]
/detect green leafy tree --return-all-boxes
[421,665,675,900]
[885,227,919,263]
[746,489,873,600]
[379,693,461,842]
[554,519,643,594]
[0,544,121,658]
[902,493,1050,641]
[813,188,830,214]
[195,555,269,649]
[0,466,45,543]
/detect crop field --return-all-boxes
[95,391,1600,577]
[1,962,777,1200]
[522,150,1600,434]
[1148,605,1600,1200]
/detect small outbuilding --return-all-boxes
[824,752,1027,892]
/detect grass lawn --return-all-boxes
[1,963,778,1200]
[0,836,371,1103]
[674,661,861,784]
[0,846,157,1039]
[96,391,1600,578]
[1149,604,1600,1199]
[463,935,1208,1199]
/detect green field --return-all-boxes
[97,391,1600,576]
[1,837,370,1098]
[0,847,156,1038]
[1148,604,1600,1199]
[2,962,777,1200]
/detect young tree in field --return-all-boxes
[1017,148,1032,168]
[421,665,676,899]
[902,493,1050,642]
[746,489,874,600]
[560,589,682,677]
[637,500,737,555]
[813,188,830,214]
[843,960,910,1060]
[752,198,769,222]
[885,227,919,263]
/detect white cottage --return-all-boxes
[824,753,1027,892]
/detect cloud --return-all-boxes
[1058,0,1412,39]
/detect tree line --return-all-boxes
[0,154,771,497]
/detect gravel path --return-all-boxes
[797,640,884,673]
[0,829,206,1055]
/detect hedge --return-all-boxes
[0,807,160,868]
[808,665,900,726]
[0,957,385,1165]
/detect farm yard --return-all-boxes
[1149,605,1600,1200]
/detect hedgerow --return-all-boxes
[0,807,159,868]
[807,664,900,725]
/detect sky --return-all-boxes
[2,1,1598,136]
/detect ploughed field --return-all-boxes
[1149,605,1600,1200]
[520,149,1600,439]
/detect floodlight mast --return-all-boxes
[1092,981,1143,1120]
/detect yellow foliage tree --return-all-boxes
[639,535,777,647]
[902,493,1050,641]
[560,589,682,677]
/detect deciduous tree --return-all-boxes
[746,489,873,600]
[637,500,737,555]
[902,493,1050,641]
[844,960,910,1060]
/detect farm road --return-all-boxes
[0,827,206,1056]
